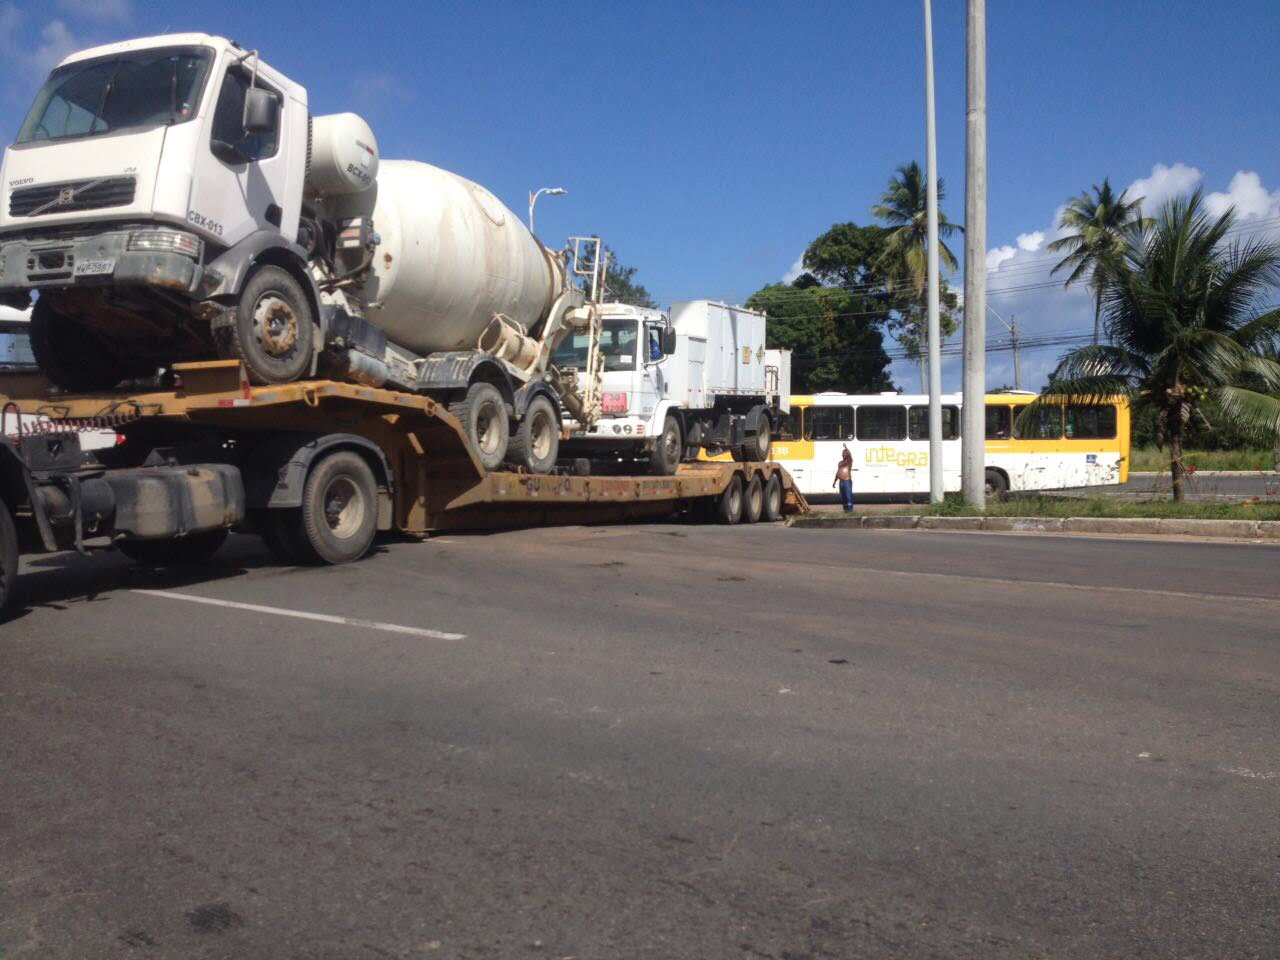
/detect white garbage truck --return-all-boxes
[555,300,790,474]
[0,33,604,473]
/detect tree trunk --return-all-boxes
[1169,409,1186,502]
[1092,291,1102,345]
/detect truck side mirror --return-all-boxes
[243,88,276,134]
[661,329,677,354]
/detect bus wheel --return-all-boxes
[291,450,379,565]
[717,474,744,525]
[450,382,509,472]
[508,395,559,474]
[118,530,228,566]
[985,468,1009,501]
[743,474,764,523]
[649,415,682,475]
[226,266,316,385]
[0,504,18,623]
[762,472,784,521]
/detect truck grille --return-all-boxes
[9,177,137,217]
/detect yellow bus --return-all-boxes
[756,391,1130,499]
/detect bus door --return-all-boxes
[905,404,961,495]
[854,405,909,493]
[805,404,856,495]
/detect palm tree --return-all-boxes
[872,161,962,296]
[871,162,963,388]
[1042,190,1280,500]
[1048,178,1148,344]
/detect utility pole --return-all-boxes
[961,0,987,507]
[986,304,1021,391]
[924,0,943,503]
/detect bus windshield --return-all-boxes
[552,319,639,373]
[17,47,213,144]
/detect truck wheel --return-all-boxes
[737,409,772,462]
[649,415,682,476]
[507,395,559,474]
[743,474,764,523]
[225,266,315,385]
[117,529,228,566]
[762,472,784,521]
[450,382,509,472]
[252,509,309,565]
[294,450,378,565]
[28,299,126,392]
[985,468,1009,501]
[0,505,18,623]
[716,474,744,525]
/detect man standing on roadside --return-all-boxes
[833,445,854,513]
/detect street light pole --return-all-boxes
[924,0,943,504]
[962,0,987,507]
[986,304,1021,391]
[528,186,567,234]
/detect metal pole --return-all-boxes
[924,0,943,503]
[961,0,987,507]
[1011,315,1021,390]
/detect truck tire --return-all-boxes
[28,298,128,393]
[985,468,1009,501]
[716,474,744,525]
[649,415,682,476]
[293,450,378,565]
[507,395,559,474]
[743,474,764,523]
[450,382,509,472]
[252,509,307,564]
[736,408,772,462]
[224,266,315,385]
[762,472,784,522]
[117,529,228,566]
[0,504,18,623]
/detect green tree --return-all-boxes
[597,246,655,307]
[1047,178,1148,344]
[1042,190,1280,500]
[870,162,963,387]
[747,280,893,393]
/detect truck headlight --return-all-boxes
[128,229,203,259]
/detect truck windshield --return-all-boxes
[552,319,639,373]
[16,46,213,144]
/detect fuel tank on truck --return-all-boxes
[354,160,564,355]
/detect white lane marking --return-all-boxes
[132,589,466,640]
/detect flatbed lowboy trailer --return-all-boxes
[0,361,807,620]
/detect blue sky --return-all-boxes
[2,0,1278,390]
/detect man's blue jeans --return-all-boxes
[839,478,854,512]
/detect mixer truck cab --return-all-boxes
[0,33,595,475]
[557,300,789,475]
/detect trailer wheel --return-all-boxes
[450,382,509,471]
[28,298,128,392]
[762,472,784,522]
[225,266,316,385]
[507,395,559,474]
[294,450,378,565]
[743,474,764,523]
[117,529,228,566]
[649,415,682,476]
[0,504,18,623]
[716,474,744,525]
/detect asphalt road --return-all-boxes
[3,524,1279,959]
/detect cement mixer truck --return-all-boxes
[0,33,602,474]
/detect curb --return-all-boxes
[1129,471,1279,478]
[791,514,1280,541]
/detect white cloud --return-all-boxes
[30,19,80,72]
[986,245,1016,271]
[1016,230,1044,252]
[1127,162,1202,213]
[781,251,806,284]
[55,0,132,23]
[1204,171,1280,221]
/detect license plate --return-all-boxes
[74,258,115,277]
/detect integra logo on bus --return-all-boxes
[865,446,928,467]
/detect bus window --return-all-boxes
[807,406,854,441]
[1065,403,1117,439]
[908,405,959,440]
[857,405,906,441]
[1014,404,1063,439]
[985,405,1012,439]
[775,408,804,441]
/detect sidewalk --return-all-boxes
[792,512,1280,541]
